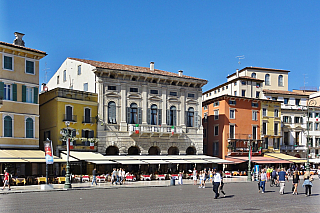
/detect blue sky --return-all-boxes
[1,1,319,92]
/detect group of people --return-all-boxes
[258,167,314,196]
[192,168,226,199]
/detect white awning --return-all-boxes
[142,160,169,164]
[114,160,147,164]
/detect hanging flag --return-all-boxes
[171,126,174,135]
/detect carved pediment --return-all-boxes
[105,92,121,98]
[148,95,162,101]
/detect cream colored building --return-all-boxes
[0,32,46,149]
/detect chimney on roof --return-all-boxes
[178,70,183,77]
[236,69,239,77]
[150,62,154,71]
[13,32,25,47]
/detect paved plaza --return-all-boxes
[0,177,319,213]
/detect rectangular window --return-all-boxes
[214,125,219,136]
[108,85,116,90]
[229,125,235,139]
[234,91,237,96]
[241,90,246,97]
[77,65,81,75]
[214,110,219,120]
[188,93,195,98]
[170,91,177,96]
[130,88,138,92]
[256,91,260,98]
[3,55,13,70]
[262,108,267,117]
[274,109,279,117]
[252,102,258,107]
[252,111,258,121]
[230,109,235,119]
[150,89,158,94]
[262,122,267,135]
[295,99,300,106]
[57,76,60,84]
[284,98,289,104]
[26,60,35,74]
[63,70,67,81]
[274,122,279,135]
[26,87,34,103]
[83,83,88,91]
[229,100,236,105]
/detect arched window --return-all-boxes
[130,103,138,124]
[265,74,270,85]
[26,118,33,138]
[108,101,116,124]
[187,107,194,127]
[151,104,158,125]
[4,116,12,137]
[169,106,177,126]
[251,73,256,78]
[278,75,283,86]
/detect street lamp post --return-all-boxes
[305,99,317,172]
[247,135,252,181]
[62,121,72,189]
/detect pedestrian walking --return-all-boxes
[278,168,287,195]
[91,168,97,186]
[1,169,11,191]
[212,169,221,199]
[260,169,267,193]
[292,170,300,195]
[302,172,313,197]
[192,168,197,185]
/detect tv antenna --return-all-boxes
[236,55,245,69]
[43,62,50,84]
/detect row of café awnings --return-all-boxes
[61,151,233,165]
[225,153,307,164]
[0,150,65,163]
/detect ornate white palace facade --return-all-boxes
[47,58,207,155]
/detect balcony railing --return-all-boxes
[63,114,77,122]
[128,124,182,136]
[82,116,96,124]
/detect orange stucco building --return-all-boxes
[203,95,262,159]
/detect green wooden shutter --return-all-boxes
[33,87,38,104]
[12,84,17,101]
[0,82,4,99]
[22,85,26,102]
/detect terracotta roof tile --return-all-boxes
[263,89,309,96]
[0,41,47,55]
[68,57,206,81]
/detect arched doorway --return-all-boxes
[186,146,196,155]
[148,146,160,155]
[106,146,119,155]
[168,146,179,155]
[128,146,140,155]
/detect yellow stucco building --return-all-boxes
[0,33,46,149]
[39,87,98,155]
[260,100,282,152]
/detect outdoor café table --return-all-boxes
[157,175,166,180]
[56,177,66,184]
[13,178,26,185]
[141,175,151,181]
[126,175,136,181]
[82,175,90,182]
[37,177,46,184]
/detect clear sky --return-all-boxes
[1,0,319,92]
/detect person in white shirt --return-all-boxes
[212,169,221,199]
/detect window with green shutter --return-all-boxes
[26,118,33,138]
[26,60,34,74]
[4,116,12,137]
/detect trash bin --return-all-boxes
[170,177,175,186]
